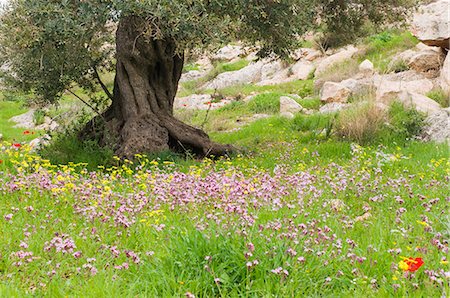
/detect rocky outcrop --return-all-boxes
[315,46,359,77]
[320,82,352,103]
[411,0,450,49]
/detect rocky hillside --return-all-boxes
[173,0,449,143]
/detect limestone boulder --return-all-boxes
[398,92,442,115]
[411,0,450,49]
[204,60,266,90]
[291,60,315,80]
[374,71,434,103]
[440,54,450,93]
[359,59,374,75]
[422,109,450,143]
[212,45,244,61]
[408,50,445,78]
[280,96,304,114]
[320,82,352,103]
[10,110,35,129]
[315,45,359,77]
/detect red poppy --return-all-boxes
[404,257,424,272]
[12,143,22,148]
[0,160,3,164]
[23,130,31,135]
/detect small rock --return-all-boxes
[320,82,352,103]
[212,45,244,61]
[280,96,304,114]
[359,59,374,75]
[29,134,51,151]
[319,102,349,114]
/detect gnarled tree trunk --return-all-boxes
[82,16,234,158]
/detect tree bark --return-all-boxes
[81,16,234,158]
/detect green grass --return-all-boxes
[362,31,419,73]
[0,99,44,142]
[427,89,450,108]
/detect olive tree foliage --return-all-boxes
[0,0,417,157]
[0,0,416,104]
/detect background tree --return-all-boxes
[0,0,416,157]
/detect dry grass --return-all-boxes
[335,101,387,144]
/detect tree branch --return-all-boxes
[66,89,104,120]
[93,66,113,100]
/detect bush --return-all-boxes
[335,102,387,144]
[385,101,426,141]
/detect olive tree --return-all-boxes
[0,0,415,157]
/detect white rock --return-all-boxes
[315,45,359,77]
[10,110,36,129]
[280,96,304,114]
[415,42,443,53]
[319,102,349,114]
[205,60,265,90]
[422,110,450,143]
[374,72,434,103]
[291,60,315,80]
[29,134,51,151]
[440,54,450,93]
[212,45,244,61]
[180,70,207,83]
[174,94,231,110]
[398,92,442,115]
[340,78,374,94]
[320,82,352,103]
[359,59,374,75]
[411,0,450,49]
[0,133,3,141]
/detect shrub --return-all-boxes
[335,102,387,144]
[33,110,46,126]
[385,101,426,141]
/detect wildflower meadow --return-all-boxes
[0,141,448,297]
